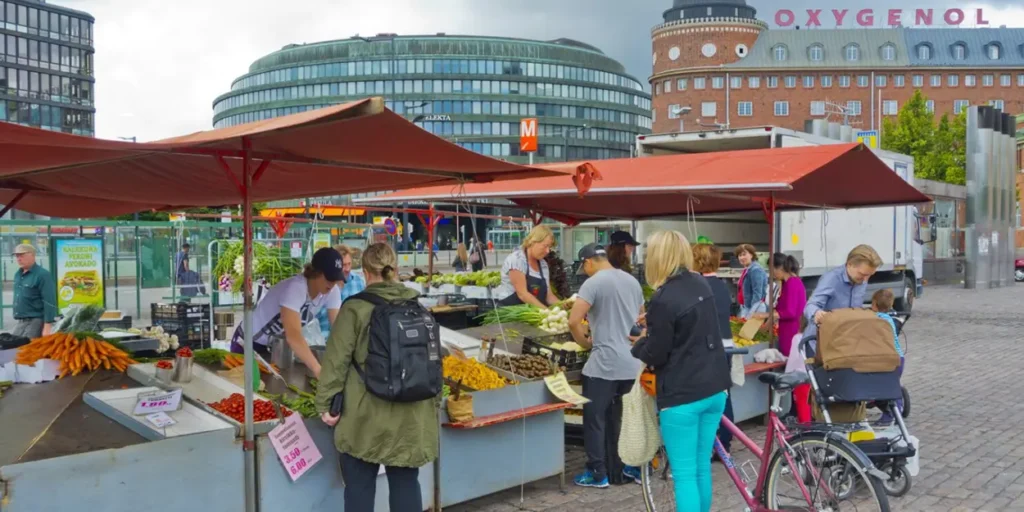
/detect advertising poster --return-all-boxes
[312,233,331,251]
[54,238,105,312]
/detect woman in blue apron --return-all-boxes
[496,225,559,307]
[229,247,344,379]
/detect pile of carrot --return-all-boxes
[15,333,137,377]
[222,353,279,375]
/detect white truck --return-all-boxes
[619,126,926,312]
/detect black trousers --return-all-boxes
[717,353,735,453]
[582,375,634,483]
[340,452,421,512]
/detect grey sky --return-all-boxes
[57,0,1017,141]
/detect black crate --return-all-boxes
[151,302,211,322]
[521,332,590,372]
[151,318,211,348]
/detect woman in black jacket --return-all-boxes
[631,231,731,512]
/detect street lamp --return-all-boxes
[670,105,692,133]
[561,124,589,162]
[117,136,137,142]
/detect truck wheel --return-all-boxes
[895,277,914,314]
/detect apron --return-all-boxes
[500,262,549,306]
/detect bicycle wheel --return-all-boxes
[641,447,675,512]
[762,433,890,512]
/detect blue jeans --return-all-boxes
[659,392,728,512]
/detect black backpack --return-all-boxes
[349,292,442,402]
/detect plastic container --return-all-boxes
[521,332,590,373]
[173,355,194,383]
[155,365,174,386]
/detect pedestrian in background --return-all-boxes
[735,244,768,319]
[318,244,366,336]
[691,243,736,457]
[12,244,57,339]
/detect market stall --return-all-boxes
[0,96,568,512]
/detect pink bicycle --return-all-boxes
[641,371,890,511]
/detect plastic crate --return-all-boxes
[521,332,590,372]
[151,302,211,321]
[150,318,211,349]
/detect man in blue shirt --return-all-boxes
[318,245,365,335]
[803,244,882,339]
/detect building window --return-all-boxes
[737,101,753,117]
[767,76,779,88]
[931,75,941,87]
[987,43,1001,60]
[982,75,994,87]
[748,76,760,88]
[925,100,935,113]
[694,77,706,89]
[953,100,969,114]
[773,45,789,62]
[1019,74,1024,87]
[712,76,724,89]
[876,75,887,87]
[894,75,905,87]
[701,101,717,117]
[784,76,797,88]
[845,44,860,62]
[668,104,681,119]
[913,75,924,87]
[989,99,1005,110]
[664,80,671,93]
[948,75,959,87]
[803,75,814,88]
[808,44,824,62]
[839,75,851,88]
[821,75,833,88]
[857,75,869,88]
[1000,75,1010,87]
[730,76,742,89]
[677,78,688,90]
[951,43,966,60]
[880,43,897,61]
[847,100,862,115]
[774,101,789,116]
[810,101,826,116]
[655,83,661,95]
[916,44,932,60]
[965,75,976,87]
[883,100,898,115]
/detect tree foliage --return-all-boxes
[108,204,267,222]
[881,90,966,185]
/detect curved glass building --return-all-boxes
[213,34,651,164]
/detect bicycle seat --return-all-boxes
[758,372,809,391]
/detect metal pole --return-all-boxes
[427,203,436,279]
[767,193,777,347]
[135,225,141,317]
[529,152,533,165]
[563,133,568,162]
[241,139,257,512]
[402,202,410,251]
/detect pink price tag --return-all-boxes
[268,413,322,482]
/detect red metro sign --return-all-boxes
[774,8,989,28]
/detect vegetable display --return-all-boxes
[442,356,506,391]
[122,326,179,353]
[15,333,138,377]
[176,347,193,358]
[193,348,230,366]
[414,271,502,288]
[264,382,318,418]
[478,296,577,333]
[729,316,778,347]
[222,353,278,374]
[488,354,558,379]
[544,253,571,299]
[155,360,173,370]
[208,393,292,423]
[54,305,105,333]
[213,241,303,292]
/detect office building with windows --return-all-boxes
[0,0,95,135]
[214,34,651,167]
[650,0,1024,133]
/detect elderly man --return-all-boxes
[12,244,57,338]
[317,244,366,336]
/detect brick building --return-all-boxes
[650,0,1024,134]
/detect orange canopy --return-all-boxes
[358,143,931,225]
[0,98,560,218]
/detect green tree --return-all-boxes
[882,90,967,185]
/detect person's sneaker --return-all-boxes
[875,414,894,427]
[574,471,610,488]
[622,466,642,484]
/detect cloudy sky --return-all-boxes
[57,0,1022,141]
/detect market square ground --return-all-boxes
[448,284,1024,511]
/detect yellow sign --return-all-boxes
[543,372,591,405]
[856,130,879,149]
[791,233,800,245]
[54,239,104,313]
[312,233,331,251]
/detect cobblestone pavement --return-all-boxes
[447,284,1024,511]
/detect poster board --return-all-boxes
[52,238,105,313]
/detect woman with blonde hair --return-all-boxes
[317,242,438,512]
[495,225,559,307]
[453,243,470,272]
[631,231,731,512]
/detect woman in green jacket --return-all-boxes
[316,243,438,512]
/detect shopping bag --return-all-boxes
[618,371,662,467]
[446,395,474,423]
[303,321,326,347]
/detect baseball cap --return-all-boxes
[311,247,346,283]
[610,231,640,246]
[13,244,36,255]
[576,243,607,275]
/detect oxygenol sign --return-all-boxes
[774,8,989,28]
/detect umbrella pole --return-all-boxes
[427,202,436,279]
[767,193,777,348]
[241,140,258,512]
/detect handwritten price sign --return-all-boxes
[133,389,183,415]
[268,413,322,481]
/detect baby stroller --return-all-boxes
[800,310,919,498]
[866,311,911,418]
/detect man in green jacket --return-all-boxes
[12,244,57,339]
[315,243,439,511]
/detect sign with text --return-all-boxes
[543,372,590,406]
[145,412,177,429]
[312,233,331,251]
[133,388,183,415]
[774,8,988,28]
[53,238,105,313]
[519,118,538,153]
[269,414,323,482]
[856,130,879,149]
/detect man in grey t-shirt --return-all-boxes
[568,243,644,488]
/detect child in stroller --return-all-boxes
[800,309,918,498]
[870,290,906,425]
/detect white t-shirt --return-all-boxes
[246,274,341,346]
[496,250,550,301]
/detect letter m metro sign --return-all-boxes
[519,118,538,152]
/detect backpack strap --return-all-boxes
[346,291,388,307]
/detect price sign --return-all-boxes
[145,412,177,429]
[133,388,183,415]
[268,413,323,481]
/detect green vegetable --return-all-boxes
[213,241,303,292]
[477,304,548,326]
[194,348,230,366]
[642,285,655,303]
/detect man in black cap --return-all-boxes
[607,231,640,274]
[569,243,645,488]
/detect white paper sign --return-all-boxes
[145,412,177,429]
[133,388,183,415]
[268,413,323,481]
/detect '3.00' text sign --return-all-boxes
[269,413,323,481]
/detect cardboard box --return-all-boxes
[15,359,61,384]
